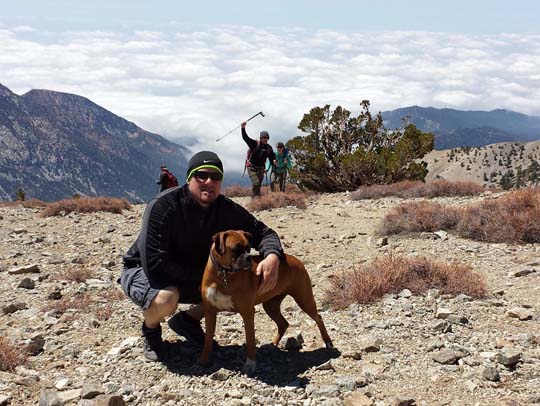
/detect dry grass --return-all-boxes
[222,185,253,198]
[41,293,94,314]
[95,304,114,321]
[42,288,125,322]
[247,190,307,211]
[59,267,96,283]
[381,187,540,244]
[351,180,487,200]
[0,198,48,208]
[326,254,487,309]
[222,183,304,199]
[0,336,28,371]
[41,196,131,217]
[106,288,127,302]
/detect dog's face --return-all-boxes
[211,230,253,272]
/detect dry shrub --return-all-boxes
[95,304,114,321]
[21,198,48,208]
[0,336,28,371]
[42,293,94,314]
[352,180,486,200]
[380,201,460,235]
[407,180,487,198]
[326,254,486,309]
[222,185,253,198]
[106,288,127,301]
[59,267,95,283]
[457,188,540,243]
[247,190,307,211]
[283,183,305,194]
[351,180,420,199]
[42,196,131,217]
[0,198,48,208]
[222,184,303,199]
[381,187,540,244]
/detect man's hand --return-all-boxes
[241,121,247,129]
[256,253,279,295]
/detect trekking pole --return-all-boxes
[216,111,265,142]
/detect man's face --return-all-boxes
[260,135,269,144]
[188,168,223,207]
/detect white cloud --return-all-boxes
[1,26,540,173]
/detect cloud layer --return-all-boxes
[1,25,539,172]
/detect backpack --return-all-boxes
[163,171,178,188]
[245,145,255,168]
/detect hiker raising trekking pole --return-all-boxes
[241,121,276,199]
[156,165,179,192]
[270,142,292,192]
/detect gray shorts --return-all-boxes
[119,266,201,309]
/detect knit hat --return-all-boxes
[186,151,224,181]
[259,130,269,139]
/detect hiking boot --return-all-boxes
[142,322,163,361]
[168,311,205,345]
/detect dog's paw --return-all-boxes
[242,358,256,376]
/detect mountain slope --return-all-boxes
[423,140,540,188]
[382,106,540,149]
[0,83,188,202]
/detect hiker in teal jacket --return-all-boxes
[270,142,292,192]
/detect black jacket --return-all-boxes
[242,128,276,169]
[123,184,283,292]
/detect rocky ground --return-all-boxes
[0,192,539,406]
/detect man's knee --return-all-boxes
[149,287,179,314]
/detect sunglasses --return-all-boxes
[277,146,284,149]
[193,171,223,181]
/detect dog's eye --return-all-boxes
[232,244,246,255]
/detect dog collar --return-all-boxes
[209,250,233,273]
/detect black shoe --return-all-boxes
[142,323,163,361]
[168,311,205,345]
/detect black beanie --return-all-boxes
[186,151,224,181]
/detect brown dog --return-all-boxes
[198,230,333,375]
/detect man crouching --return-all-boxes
[120,151,283,361]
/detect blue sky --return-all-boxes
[3,0,540,34]
[1,1,540,171]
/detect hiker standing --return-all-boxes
[157,165,179,192]
[241,122,276,198]
[271,142,292,192]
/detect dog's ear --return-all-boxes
[212,231,228,256]
[242,231,254,249]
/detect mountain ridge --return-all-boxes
[382,105,540,149]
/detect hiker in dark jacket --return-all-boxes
[241,122,276,198]
[120,151,283,361]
